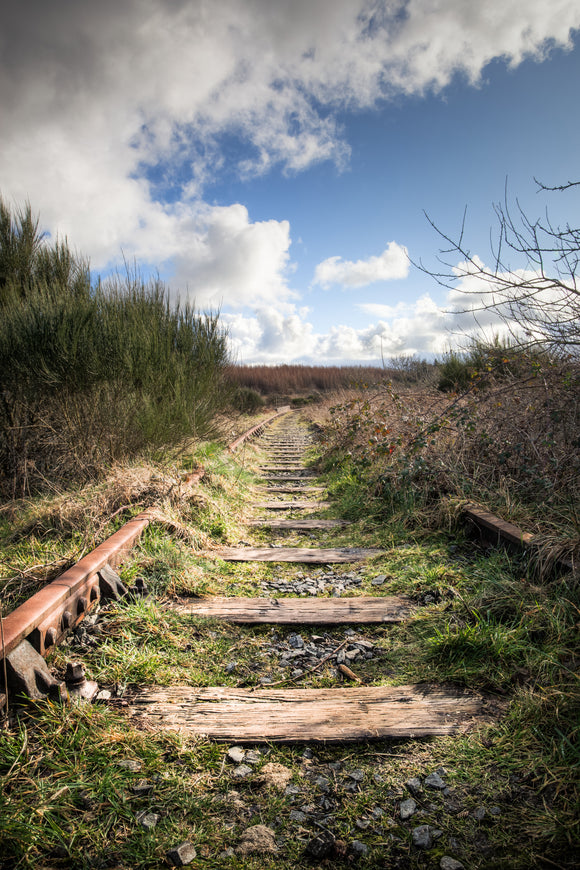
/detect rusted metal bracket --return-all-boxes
[98,563,128,600]
[1,515,150,674]
[6,639,67,701]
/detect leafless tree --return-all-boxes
[417,179,580,355]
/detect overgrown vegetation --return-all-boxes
[1,180,579,867]
[226,363,388,397]
[1,438,578,868]
[0,196,230,498]
[320,339,579,546]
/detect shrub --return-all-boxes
[230,387,265,413]
[436,351,474,392]
[0,197,230,496]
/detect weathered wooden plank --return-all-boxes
[216,547,382,563]
[463,504,535,547]
[253,486,325,494]
[128,684,486,742]
[247,518,348,529]
[254,501,331,510]
[174,595,413,623]
[260,466,314,472]
[262,475,317,482]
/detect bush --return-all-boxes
[230,387,265,414]
[436,352,474,392]
[320,340,580,537]
[0,197,230,496]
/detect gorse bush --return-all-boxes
[0,196,230,496]
[230,386,266,414]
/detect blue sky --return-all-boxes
[1,1,579,364]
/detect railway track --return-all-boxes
[1,408,576,868]
[127,413,489,742]
[0,409,542,724]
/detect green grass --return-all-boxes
[1,417,578,868]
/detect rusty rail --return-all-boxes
[3,402,567,705]
[1,412,290,674]
[228,406,291,452]
[1,513,151,659]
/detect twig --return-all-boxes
[0,600,8,723]
[338,663,360,682]
[255,639,349,689]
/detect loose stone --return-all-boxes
[232,764,253,779]
[347,769,365,782]
[440,858,465,870]
[305,830,335,858]
[227,746,246,764]
[131,779,154,796]
[406,777,422,795]
[244,749,262,765]
[166,841,197,866]
[412,825,433,849]
[400,798,417,820]
[117,759,142,772]
[350,840,369,857]
[424,772,446,790]
[288,633,304,648]
[137,811,160,830]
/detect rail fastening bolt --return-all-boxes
[64,662,86,686]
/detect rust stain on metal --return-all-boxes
[228,407,291,452]
[1,513,150,658]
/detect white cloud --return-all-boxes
[313,242,410,288]
[0,1,578,310]
[225,305,316,362]
[169,204,293,309]
[225,272,532,364]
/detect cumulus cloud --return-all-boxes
[225,305,316,362]
[1,0,578,280]
[227,264,535,364]
[313,242,409,288]
[169,204,293,308]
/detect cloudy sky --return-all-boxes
[1,1,579,363]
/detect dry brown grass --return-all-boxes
[2,462,206,542]
[226,363,387,396]
[313,357,580,546]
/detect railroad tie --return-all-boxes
[133,411,488,743]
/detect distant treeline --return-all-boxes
[0,197,230,497]
[226,364,388,396]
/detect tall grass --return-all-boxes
[0,196,230,496]
[226,363,389,396]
